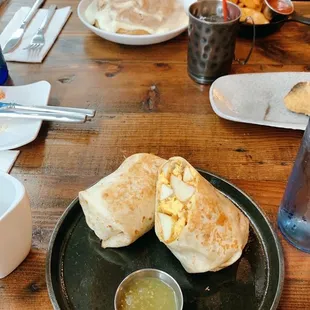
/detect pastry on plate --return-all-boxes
[79,153,165,248]
[155,157,249,273]
[284,82,310,116]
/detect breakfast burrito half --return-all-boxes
[155,157,249,273]
[79,153,165,248]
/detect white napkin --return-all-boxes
[0,6,72,63]
[0,151,19,173]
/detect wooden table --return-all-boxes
[0,0,309,309]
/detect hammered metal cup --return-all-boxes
[188,0,255,84]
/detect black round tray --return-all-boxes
[46,169,284,310]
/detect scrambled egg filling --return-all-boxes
[158,197,183,216]
[158,160,197,243]
[172,162,183,178]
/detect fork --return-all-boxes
[24,5,57,51]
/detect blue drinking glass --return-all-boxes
[0,46,8,85]
[278,119,310,253]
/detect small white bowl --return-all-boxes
[0,172,32,279]
[77,0,188,45]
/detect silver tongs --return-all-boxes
[0,102,96,123]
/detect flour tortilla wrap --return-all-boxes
[79,153,165,248]
[155,156,249,273]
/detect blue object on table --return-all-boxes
[0,46,8,85]
[278,118,310,253]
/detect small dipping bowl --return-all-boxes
[263,0,294,21]
[114,269,183,310]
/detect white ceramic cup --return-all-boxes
[0,172,32,279]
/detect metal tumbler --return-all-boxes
[187,0,254,84]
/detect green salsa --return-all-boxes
[119,277,177,310]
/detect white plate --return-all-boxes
[209,72,310,130]
[0,151,20,172]
[77,0,188,46]
[0,81,51,150]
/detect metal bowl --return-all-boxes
[263,0,294,20]
[114,268,183,310]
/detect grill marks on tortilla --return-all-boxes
[101,160,159,212]
[157,160,197,243]
[188,185,238,251]
[216,213,227,226]
[79,153,166,248]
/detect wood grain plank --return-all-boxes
[1,1,310,309]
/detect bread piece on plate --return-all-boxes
[284,82,310,116]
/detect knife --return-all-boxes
[0,102,96,118]
[0,109,87,123]
[2,0,45,54]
